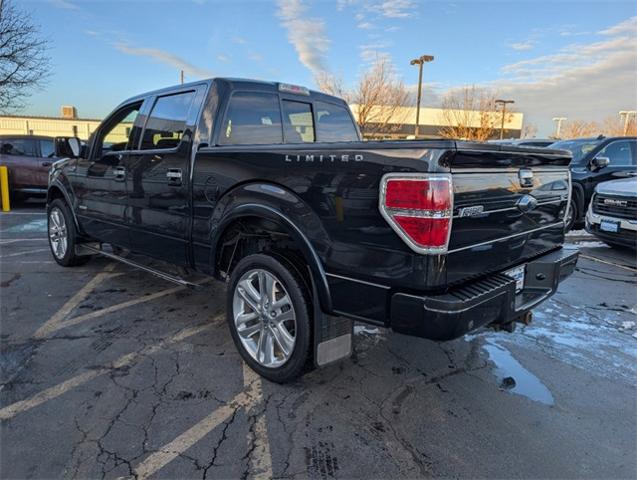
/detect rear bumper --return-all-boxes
[390,247,579,341]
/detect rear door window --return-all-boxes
[40,139,55,158]
[0,138,38,156]
[141,91,195,150]
[219,92,283,145]
[282,100,314,143]
[315,102,359,142]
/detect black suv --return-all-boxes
[549,136,637,230]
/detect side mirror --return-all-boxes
[54,136,82,158]
[591,156,610,171]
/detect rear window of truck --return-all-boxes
[219,92,359,145]
[220,92,283,145]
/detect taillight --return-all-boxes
[379,173,453,254]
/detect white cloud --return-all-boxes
[277,0,330,76]
[508,40,535,51]
[217,54,230,63]
[47,0,79,10]
[378,0,416,18]
[115,44,213,78]
[484,17,637,134]
[598,15,637,36]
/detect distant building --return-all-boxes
[350,104,524,140]
[0,107,129,143]
[0,103,524,142]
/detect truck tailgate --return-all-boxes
[446,146,571,285]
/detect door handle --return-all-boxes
[113,166,126,181]
[41,161,52,167]
[167,168,182,186]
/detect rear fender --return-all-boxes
[210,182,332,313]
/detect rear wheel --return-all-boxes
[227,253,311,383]
[47,199,90,267]
[564,198,578,232]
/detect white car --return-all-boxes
[585,178,637,249]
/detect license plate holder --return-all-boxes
[505,265,526,293]
[600,219,620,233]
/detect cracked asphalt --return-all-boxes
[1,203,636,479]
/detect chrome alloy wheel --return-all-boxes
[48,207,68,259]
[232,268,297,368]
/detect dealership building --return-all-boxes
[0,104,524,141]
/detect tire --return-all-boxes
[564,197,578,232]
[47,198,90,267]
[227,253,311,383]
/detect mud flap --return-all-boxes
[311,279,353,368]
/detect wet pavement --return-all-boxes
[1,202,636,479]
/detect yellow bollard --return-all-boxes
[0,166,10,212]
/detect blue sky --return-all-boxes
[23,0,637,135]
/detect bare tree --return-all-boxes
[316,57,411,139]
[601,116,637,136]
[559,120,600,139]
[437,86,505,141]
[0,0,51,112]
[521,123,538,139]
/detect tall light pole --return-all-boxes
[552,117,566,138]
[552,117,567,138]
[619,110,636,136]
[410,55,434,138]
[495,99,514,139]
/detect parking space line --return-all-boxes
[42,279,212,336]
[34,263,119,338]
[243,363,273,480]
[0,238,48,245]
[0,248,50,258]
[580,254,637,273]
[0,324,210,421]
[134,363,273,479]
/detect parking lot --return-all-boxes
[1,203,636,479]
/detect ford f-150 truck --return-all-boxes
[47,78,578,382]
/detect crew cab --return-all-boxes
[549,136,637,231]
[48,78,578,382]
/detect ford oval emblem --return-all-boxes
[516,194,538,213]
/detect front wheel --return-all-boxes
[227,253,311,383]
[47,199,90,267]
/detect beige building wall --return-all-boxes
[0,115,132,144]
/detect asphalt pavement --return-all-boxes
[1,201,636,479]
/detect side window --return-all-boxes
[140,91,195,150]
[0,138,37,156]
[282,100,314,143]
[315,102,359,142]
[598,140,634,166]
[40,139,55,158]
[96,103,142,157]
[219,92,283,145]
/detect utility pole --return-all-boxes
[410,55,434,138]
[495,99,514,139]
[619,110,636,136]
[552,117,567,138]
[180,70,184,85]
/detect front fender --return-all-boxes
[210,182,333,313]
[48,162,81,232]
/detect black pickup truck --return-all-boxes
[48,78,578,382]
